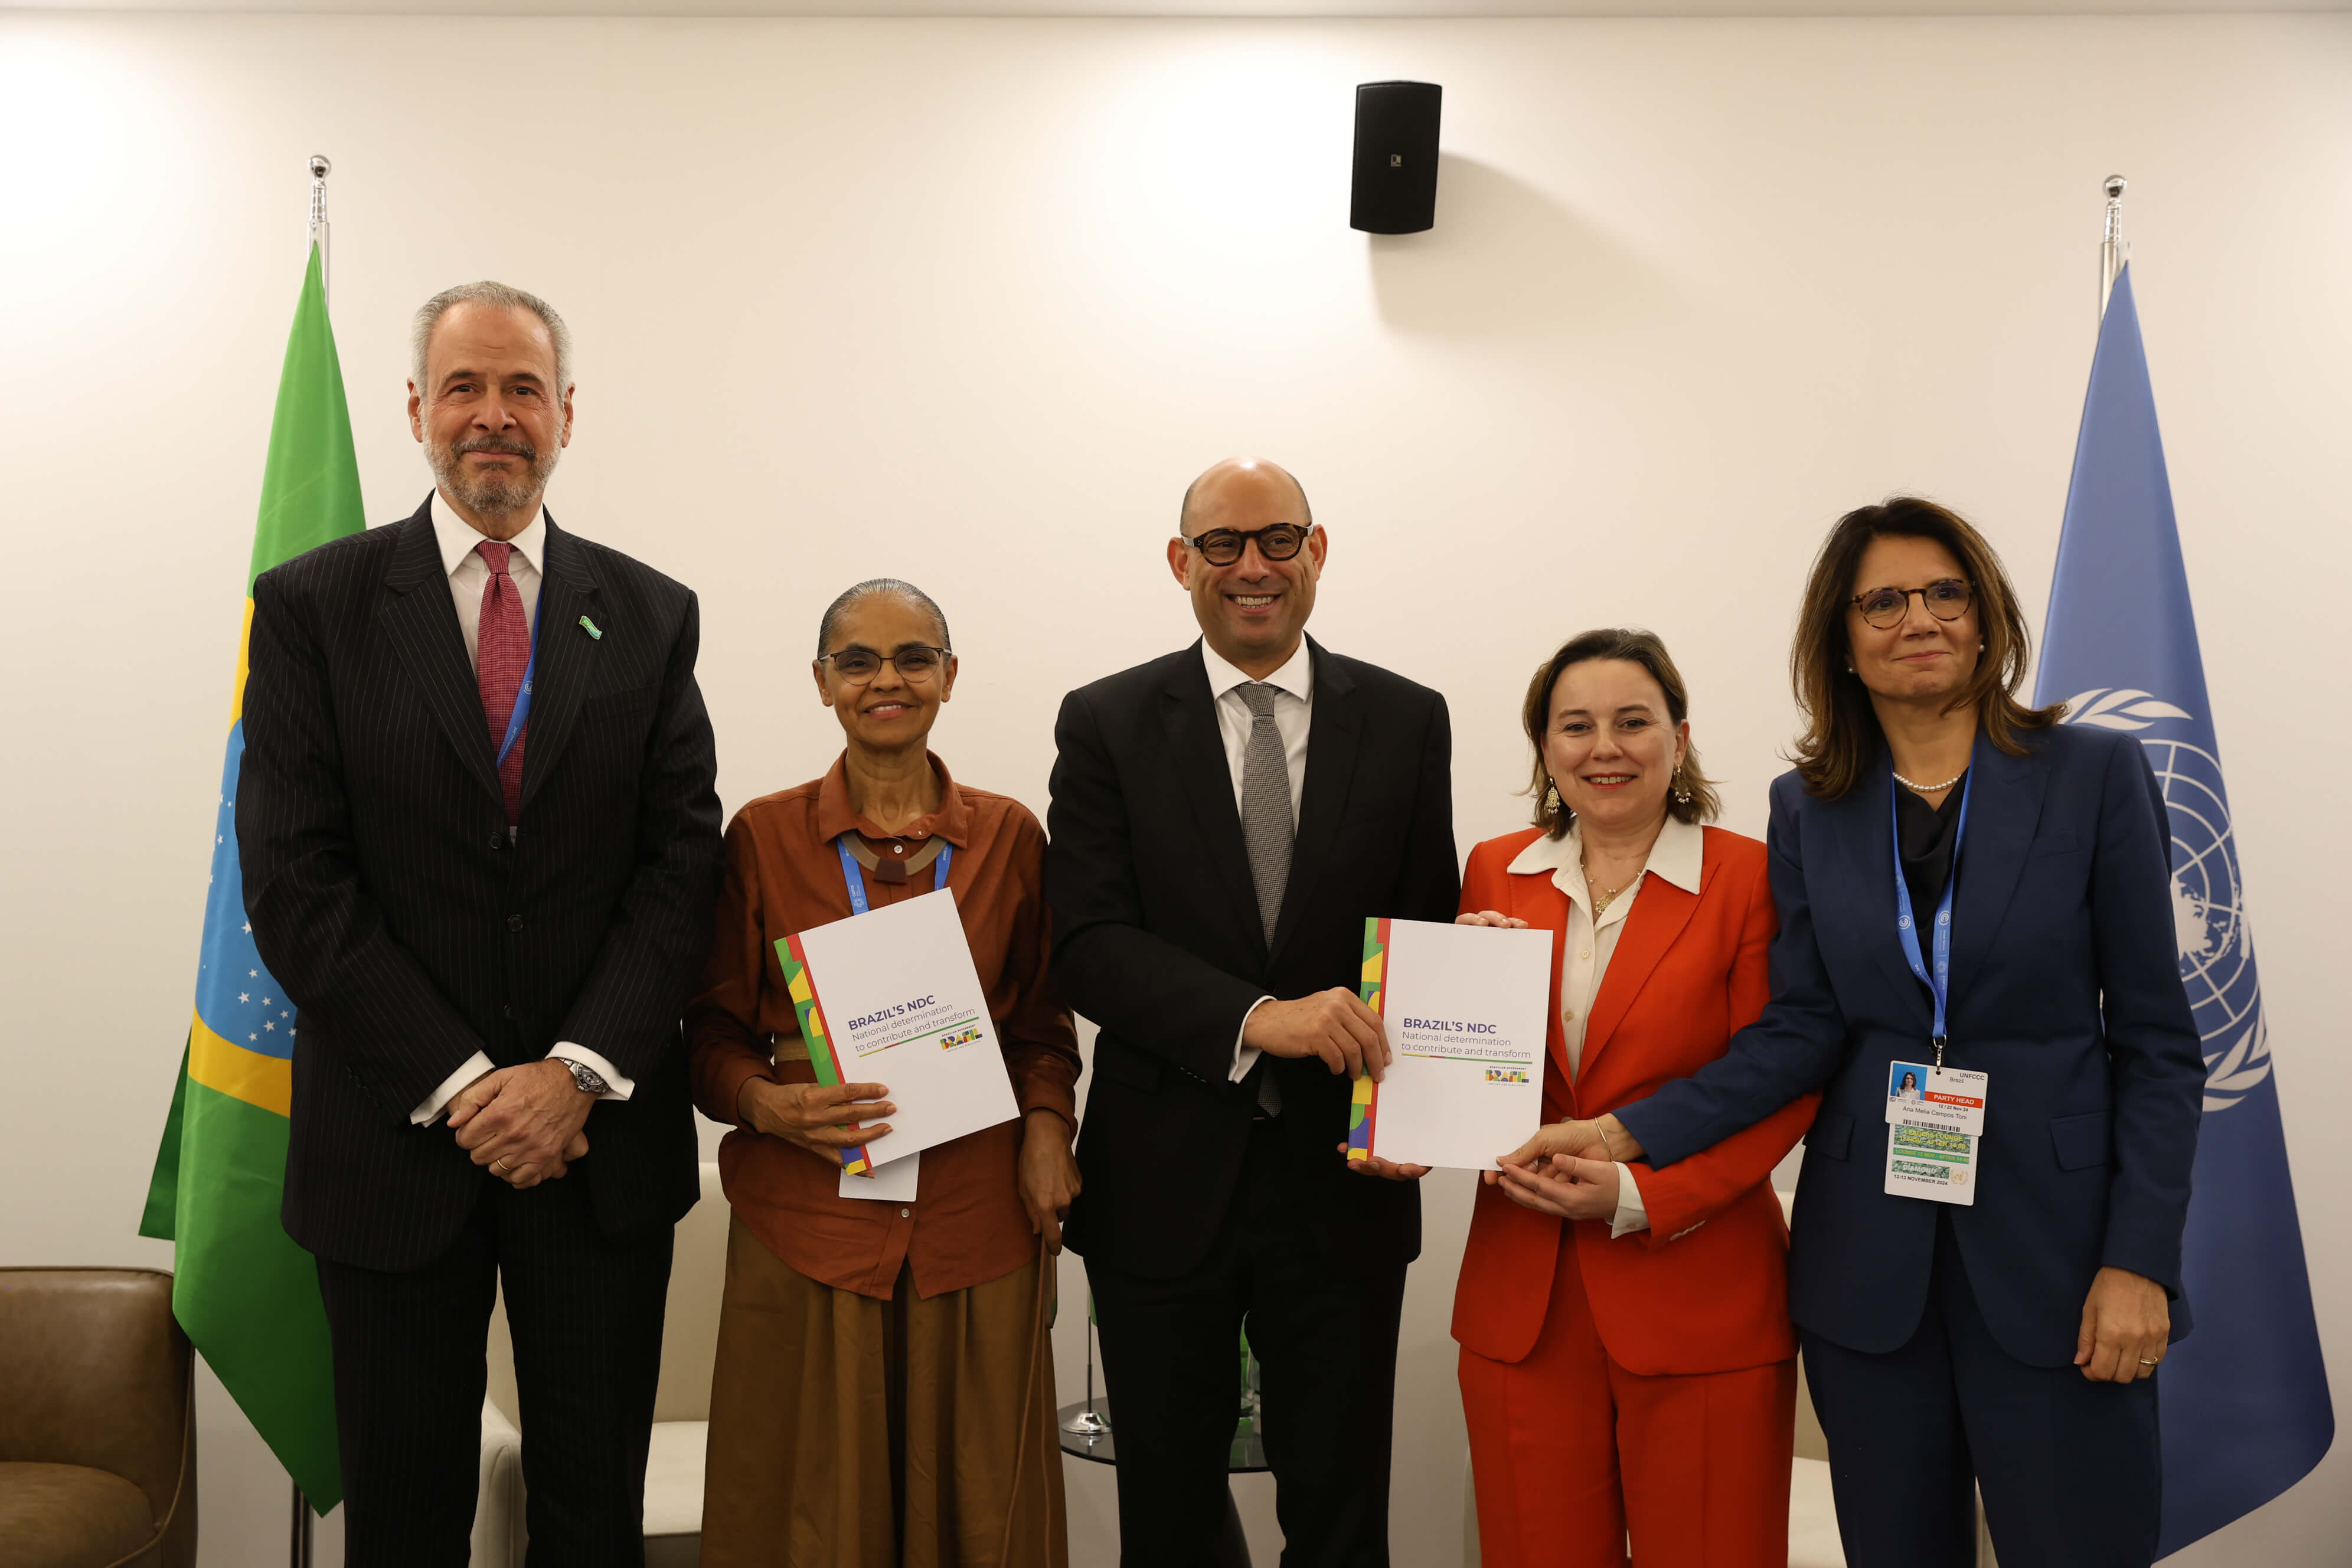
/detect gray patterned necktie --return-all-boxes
[1239,682,1293,944]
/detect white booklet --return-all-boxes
[773,888,1019,1187]
[1347,916,1551,1171]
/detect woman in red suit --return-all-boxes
[1454,628,1819,1568]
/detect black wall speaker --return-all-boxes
[1350,81,1442,235]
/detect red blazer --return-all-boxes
[1450,825,1819,1377]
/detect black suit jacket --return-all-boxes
[239,497,723,1272]
[1046,637,1459,1280]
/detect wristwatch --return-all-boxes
[559,1057,610,1097]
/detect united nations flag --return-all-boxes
[2037,264,2332,1553]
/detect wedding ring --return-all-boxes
[495,1157,514,1174]
[2138,1358,2158,1366]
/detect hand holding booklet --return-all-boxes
[1347,916,1551,1172]
[773,888,1019,1195]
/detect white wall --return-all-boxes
[3,10,2347,1565]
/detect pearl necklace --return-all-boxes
[1892,769,1966,793]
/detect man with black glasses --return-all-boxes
[1046,456,1459,1566]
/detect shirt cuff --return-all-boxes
[1608,1162,1651,1238]
[1230,997,1275,1082]
[411,1051,495,1126]
[549,1043,634,1101]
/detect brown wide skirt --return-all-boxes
[699,1214,1068,1568]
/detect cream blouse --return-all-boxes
[1501,814,1706,1237]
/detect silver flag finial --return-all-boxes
[2098,175,2129,322]
[308,155,332,305]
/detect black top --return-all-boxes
[1896,772,1967,940]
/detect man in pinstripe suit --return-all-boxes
[239,282,723,1567]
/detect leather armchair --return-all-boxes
[0,1268,197,1568]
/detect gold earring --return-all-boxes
[1544,780,1562,814]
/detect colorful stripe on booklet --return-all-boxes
[776,935,873,1175]
[1348,917,1390,1162]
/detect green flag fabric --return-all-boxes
[139,242,362,1511]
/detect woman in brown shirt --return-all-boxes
[688,578,1081,1568]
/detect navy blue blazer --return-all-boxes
[1614,724,2203,1368]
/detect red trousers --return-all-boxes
[1459,1230,1796,1568]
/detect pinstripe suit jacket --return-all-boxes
[239,496,723,1272]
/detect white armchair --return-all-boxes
[473,1161,730,1568]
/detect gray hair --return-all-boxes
[816,579,952,659]
[410,280,574,398]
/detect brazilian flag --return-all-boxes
[139,242,360,1511]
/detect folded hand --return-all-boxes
[1490,1115,1641,1178]
[1493,1154,1620,1221]
[448,1060,594,1189]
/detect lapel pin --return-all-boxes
[578,615,603,640]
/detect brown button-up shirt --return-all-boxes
[685,754,1081,1299]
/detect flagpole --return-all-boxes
[289,1481,314,1567]
[290,158,329,1568]
[2098,174,2127,321]
[308,155,331,306]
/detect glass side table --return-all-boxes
[1057,1400,1266,1568]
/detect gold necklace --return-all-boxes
[1580,854,1639,915]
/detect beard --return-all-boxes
[427,429,561,518]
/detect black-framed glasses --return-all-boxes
[1182,522,1315,567]
[1850,579,1974,630]
[817,645,951,684]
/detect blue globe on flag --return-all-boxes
[2059,688,2269,1113]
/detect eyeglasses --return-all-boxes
[817,645,950,683]
[1182,523,1315,567]
[1850,579,1974,630]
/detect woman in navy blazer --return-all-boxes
[1530,498,2204,1567]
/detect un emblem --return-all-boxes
[2060,690,2269,1113]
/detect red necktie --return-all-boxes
[475,541,529,824]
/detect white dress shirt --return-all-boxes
[1200,639,1314,1083]
[1502,813,1707,1236]
[437,491,544,664]
[409,492,633,1126]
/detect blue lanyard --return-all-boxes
[1890,765,1972,1067]
[835,836,953,916]
[496,605,541,772]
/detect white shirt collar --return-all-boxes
[1506,812,1706,894]
[431,491,548,580]
[1200,637,1313,703]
